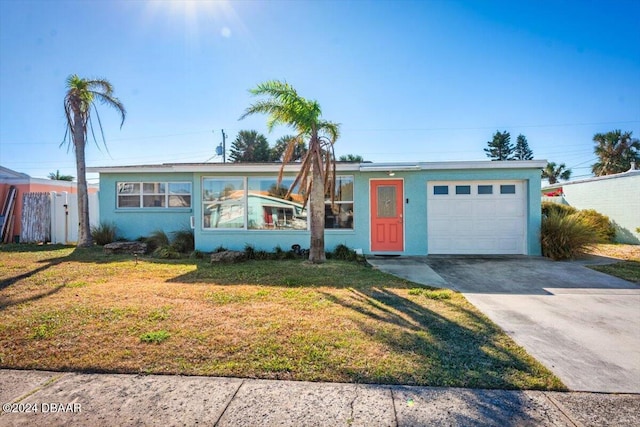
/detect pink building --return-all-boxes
[0,166,97,242]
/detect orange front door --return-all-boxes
[370,179,404,252]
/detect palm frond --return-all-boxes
[92,91,126,127]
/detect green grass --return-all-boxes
[140,330,171,344]
[0,244,565,390]
[590,261,640,283]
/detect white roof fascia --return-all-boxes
[360,160,547,172]
[88,160,548,175]
[88,163,361,174]
[416,160,548,170]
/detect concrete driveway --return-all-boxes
[367,255,640,393]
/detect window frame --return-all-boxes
[202,176,247,230]
[247,176,308,231]
[200,174,356,232]
[325,175,355,230]
[117,181,192,209]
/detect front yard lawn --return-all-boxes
[0,245,564,390]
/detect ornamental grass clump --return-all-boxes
[574,209,616,243]
[541,211,598,260]
[90,222,118,246]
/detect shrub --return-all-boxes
[541,201,577,218]
[541,211,598,260]
[91,222,118,246]
[273,245,284,259]
[171,229,194,253]
[332,244,357,261]
[574,210,616,243]
[189,250,206,259]
[145,230,171,252]
[244,244,256,259]
[153,246,181,259]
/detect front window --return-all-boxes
[117,182,191,209]
[200,175,355,231]
[247,177,307,230]
[202,178,245,229]
[325,176,354,229]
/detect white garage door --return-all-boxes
[427,181,526,254]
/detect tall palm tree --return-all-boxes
[63,75,125,247]
[240,80,340,263]
[591,130,640,176]
[542,162,571,184]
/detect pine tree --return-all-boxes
[513,134,534,160]
[484,130,514,160]
[229,130,271,162]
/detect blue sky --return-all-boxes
[1,0,639,183]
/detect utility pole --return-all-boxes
[221,129,227,163]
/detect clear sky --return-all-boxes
[1,0,639,183]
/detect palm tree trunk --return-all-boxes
[73,115,93,247]
[308,139,326,263]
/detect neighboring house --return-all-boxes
[88,160,546,255]
[542,166,640,244]
[0,166,98,243]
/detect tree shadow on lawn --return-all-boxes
[0,252,70,308]
[165,258,396,289]
[319,287,565,391]
[0,247,130,310]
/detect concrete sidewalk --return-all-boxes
[1,369,639,426]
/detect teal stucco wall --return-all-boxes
[98,173,194,240]
[97,166,543,255]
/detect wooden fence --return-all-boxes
[20,192,51,243]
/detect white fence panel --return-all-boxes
[49,191,100,245]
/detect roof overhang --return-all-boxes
[88,160,548,174]
[88,162,362,174]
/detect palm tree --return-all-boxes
[62,75,125,247]
[591,130,640,176]
[338,154,364,162]
[270,135,307,162]
[48,170,74,181]
[240,80,340,263]
[542,162,571,185]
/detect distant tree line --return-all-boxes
[483,128,640,184]
[484,131,533,161]
[229,130,363,163]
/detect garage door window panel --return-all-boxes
[433,185,448,195]
[500,184,516,194]
[478,185,493,195]
[455,185,471,195]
